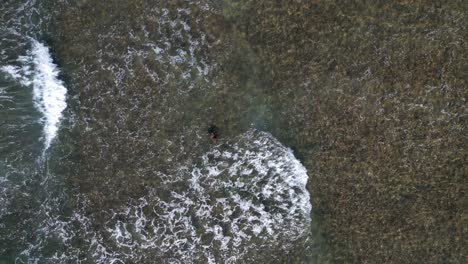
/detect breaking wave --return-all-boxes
[1,40,67,151]
[20,129,311,263]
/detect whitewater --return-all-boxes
[1,40,67,151]
[0,1,314,263]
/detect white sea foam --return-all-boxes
[1,65,23,80]
[98,6,212,95]
[91,129,311,263]
[0,178,12,220]
[1,40,67,150]
[13,129,312,263]
[30,40,67,150]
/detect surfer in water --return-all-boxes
[208,125,218,143]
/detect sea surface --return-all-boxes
[0,1,315,263]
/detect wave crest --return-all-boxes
[1,40,67,150]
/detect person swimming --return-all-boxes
[208,125,218,143]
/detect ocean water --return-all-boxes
[2,40,67,151]
[0,1,314,263]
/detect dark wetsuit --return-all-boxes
[208,125,218,139]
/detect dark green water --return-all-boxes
[0,1,320,263]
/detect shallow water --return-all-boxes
[0,1,317,263]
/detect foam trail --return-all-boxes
[30,40,67,150]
